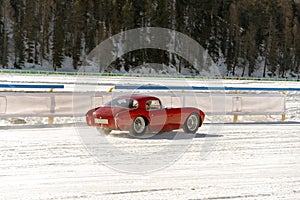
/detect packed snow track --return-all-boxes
[1,124,300,199]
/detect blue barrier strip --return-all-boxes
[115,85,300,91]
[0,84,64,89]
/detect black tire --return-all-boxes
[96,127,112,135]
[183,113,200,134]
[129,116,148,136]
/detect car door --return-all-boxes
[164,108,182,129]
[146,100,168,131]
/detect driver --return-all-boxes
[146,101,152,110]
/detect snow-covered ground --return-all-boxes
[1,73,300,91]
[0,73,300,199]
[0,124,299,199]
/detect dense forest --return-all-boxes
[0,0,300,78]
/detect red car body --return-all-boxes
[86,95,205,135]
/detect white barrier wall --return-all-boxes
[0,92,286,118]
[147,93,285,115]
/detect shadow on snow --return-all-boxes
[107,131,223,140]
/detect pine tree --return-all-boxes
[11,0,26,69]
[0,0,9,68]
[38,0,54,67]
[52,1,65,71]
[227,1,241,76]
[276,1,294,77]
[122,0,134,30]
[1,0,300,76]
[294,1,300,77]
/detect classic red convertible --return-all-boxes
[86,95,205,135]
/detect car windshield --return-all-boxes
[105,98,138,109]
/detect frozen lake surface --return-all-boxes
[0,74,299,199]
[0,124,299,199]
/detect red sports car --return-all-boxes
[86,95,205,135]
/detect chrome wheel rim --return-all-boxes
[187,115,198,131]
[134,117,145,134]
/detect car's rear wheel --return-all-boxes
[130,116,147,136]
[96,127,111,135]
[183,113,200,134]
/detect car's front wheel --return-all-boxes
[96,127,112,135]
[183,113,200,134]
[130,116,148,136]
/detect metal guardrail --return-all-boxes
[115,85,300,91]
[0,84,64,89]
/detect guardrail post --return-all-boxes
[48,88,54,124]
[282,91,286,121]
[48,116,54,124]
[109,87,115,92]
[233,90,238,122]
[181,89,186,107]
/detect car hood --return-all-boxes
[93,106,128,118]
